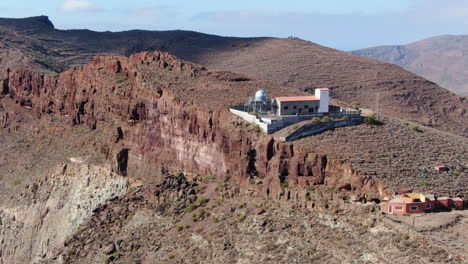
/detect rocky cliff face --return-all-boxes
[0,51,387,205]
[0,162,128,263]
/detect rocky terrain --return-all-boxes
[0,16,466,136]
[0,49,466,263]
[353,35,468,96]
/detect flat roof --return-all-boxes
[275,96,319,102]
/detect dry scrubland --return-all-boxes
[296,115,468,198]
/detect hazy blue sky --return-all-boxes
[2,0,468,50]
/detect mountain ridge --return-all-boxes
[0,16,466,136]
[353,34,468,96]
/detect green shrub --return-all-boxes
[202,174,215,182]
[402,233,410,240]
[280,181,289,189]
[410,125,423,132]
[223,175,231,183]
[165,65,173,71]
[11,179,21,186]
[312,117,321,122]
[253,125,261,133]
[184,203,198,213]
[351,102,361,109]
[364,115,383,126]
[196,197,209,207]
[176,225,184,232]
[342,115,350,120]
[321,116,332,122]
[292,124,300,130]
[191,210,206,222]
[421,179,432,186]
[325,187,335,193]
[249,177,256,185]
[237,213,247,223]
[212,217,219,223]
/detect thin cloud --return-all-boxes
[60,0,101,12]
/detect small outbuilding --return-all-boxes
[434,165,449,172]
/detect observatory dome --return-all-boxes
[254,90,268,102]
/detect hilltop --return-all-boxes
[353,35,468,96]
[0,16,466,136]
[1,51,467,263]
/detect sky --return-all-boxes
[1,0,468,50]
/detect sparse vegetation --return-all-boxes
[351,102,361,109]
[191,210,206,222]
[410,124,423,132]
[364,115,383,126]
[249,177,256,185]
[292,124,300,129]
[421,179,432,186]
[11,178,21,186]
[253,124,261,133]
[312,117,321,122]
[202,174,215,182]
[280,181,288,189]
[321,116,332,122]
[184,197,209,213]
[342,115,350,120]
[237,213,247,223]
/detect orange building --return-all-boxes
[383,193,464,215]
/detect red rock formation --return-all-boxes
[0,51,387,202]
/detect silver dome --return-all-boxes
[254,90,267,102]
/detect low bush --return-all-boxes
[11,179,21,186]
[237,213,247,223]
[410,124,423,132]
[321,116,332,122]
[351,102,361,109]
[312,117,321,122]
[364,115,383,126]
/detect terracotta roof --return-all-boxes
[275,96,319,102]
[317,88,330,91]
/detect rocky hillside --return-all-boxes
[0,16,466,136]
[353,35,468,96]
[1,50,467,263]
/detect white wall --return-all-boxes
[315,89,329,113]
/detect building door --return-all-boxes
[388,205,393,214]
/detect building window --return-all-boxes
[308,109,313,113]
[425,203,431,209]
[315,106,319,111]
[394,206,403,211]
[284,106,288,110]
[410,205,419,211]
[304,105,308,109]
[293,106,297,110]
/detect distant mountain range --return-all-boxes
[353,35,468,96]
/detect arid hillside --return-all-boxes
[1,50,467,263]
[0,16,466,136]
[353,35,468,96]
